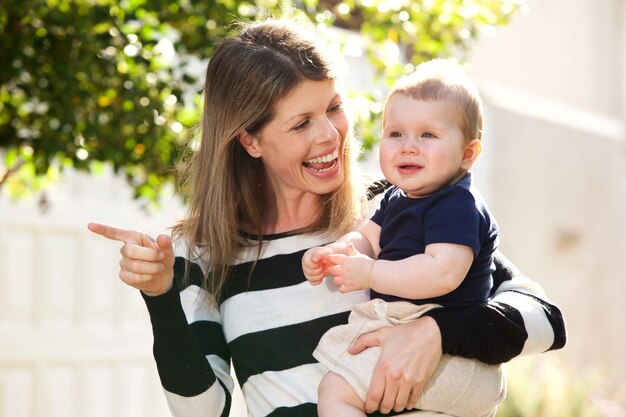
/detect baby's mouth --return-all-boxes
[303,149,339,172]
[397,163,423,173]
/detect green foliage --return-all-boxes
[0,0,522,204]
[303,0,524,151]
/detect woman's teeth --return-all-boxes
[303,150,339,172]
[304,149,339,165]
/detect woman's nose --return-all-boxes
[317,117,339,143]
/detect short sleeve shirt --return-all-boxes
[370,173,498,307]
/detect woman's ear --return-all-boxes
[461,139,482,170]
[238,130,262,159]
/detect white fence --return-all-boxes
[0,170,248,417]
[0,171,175,417]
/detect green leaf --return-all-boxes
[0,0,521,206]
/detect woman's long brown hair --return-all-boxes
[174,19,366,302]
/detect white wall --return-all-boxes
[468,0,626,378]
[0,169,246,417]
[0,169,177,417]
[469,0,623,118]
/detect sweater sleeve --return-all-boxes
[423,250,567,365]
[142,256,233,417]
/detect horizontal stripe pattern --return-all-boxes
[223,250,313,297]
[493,273,566,353]
[266,403,318,417]
[181,284,220,323]
[242,363,326,417]
[190,321,230,362]
[236,233,338,264]
[230,311,351,385]
[143,287,222,398]
[492,290,555,355]
[164,377,230,417]
[172,233,371,416]
[221,280,367,343]
[148,228,566,416]
[210,355,235,394]
[523,293,566,351]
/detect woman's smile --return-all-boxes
[303,149,340,174]
[244,79,349,197]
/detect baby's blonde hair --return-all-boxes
[386,59,483,141]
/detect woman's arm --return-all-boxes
[87,223,233,417]
[348,252,566,413]
[356,182,566,412]
[143,255,234,417]
[422,250,567,364]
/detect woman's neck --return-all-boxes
[261,191,321,235]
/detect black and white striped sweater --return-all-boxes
[142,229,566,417]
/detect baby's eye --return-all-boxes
[421,132,436,138]
[389,131,403,138]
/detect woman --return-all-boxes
[88,19,566,417]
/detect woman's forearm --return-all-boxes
[142,258,234,417]
[422,252,567,364]
[143,287,220,396]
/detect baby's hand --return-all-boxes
[302,246,334,285]
[327,243,375,292]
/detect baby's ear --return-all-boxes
[461,139,482,170]
[238,130,262,158]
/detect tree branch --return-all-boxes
[0,158,25,191]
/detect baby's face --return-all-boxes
[379,94,468,198]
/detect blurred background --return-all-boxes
[0,0,624,416]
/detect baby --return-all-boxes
[303,59,504,417]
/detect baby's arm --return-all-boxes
[370,243,473,299]
[328,242,473,298]
[328,220,381,258]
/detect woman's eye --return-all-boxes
[293,120,310,131]
[328,103,342,113]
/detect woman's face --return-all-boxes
[242,79,349,199]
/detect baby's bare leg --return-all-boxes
[317,372,367,417]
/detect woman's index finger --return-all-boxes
[87,222,134,243]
